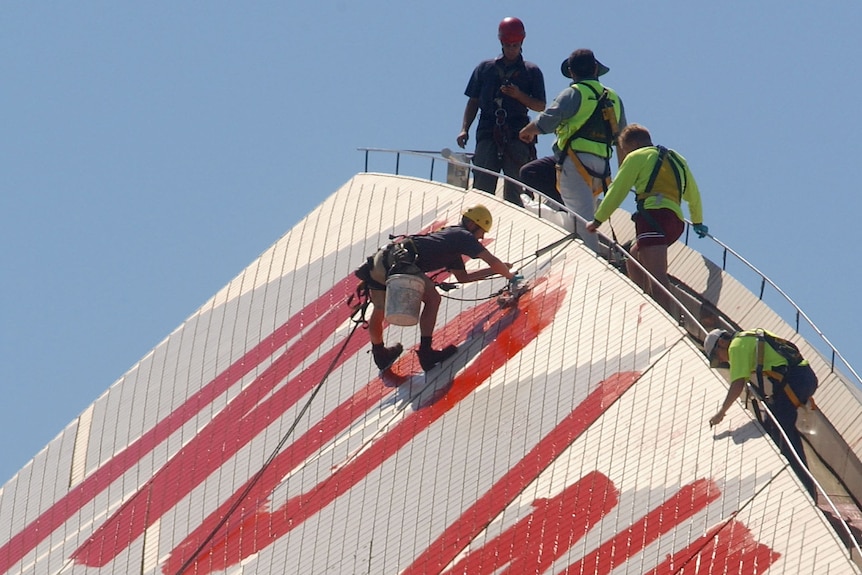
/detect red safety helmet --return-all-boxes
[498,17,525,44]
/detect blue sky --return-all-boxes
[2,2,860,484]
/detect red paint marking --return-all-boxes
[0,221,787,575]
[0,218,517,573]
[163,278,567,574]
[646,520,780,574]
[441,472,618,575]
[165,293,525,568]
[0,275,358,574]
[72,300,366,566]
[559,478,721,574]
[73,270,518,566]
[70,226,506,567]
[403,372,639,575]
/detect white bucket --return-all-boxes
[385,273,425,326]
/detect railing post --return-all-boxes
[354,147,862,390]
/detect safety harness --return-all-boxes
[749,329,808,408]
[558,82,620,196]
[492,61,525,161]
[633,145,687,236]
[354,236,420,297]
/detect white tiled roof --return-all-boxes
[0,173,858,574]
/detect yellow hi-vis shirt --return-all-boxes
[728,330,791,383]
[593,145,704,225]
[728,329,809,380]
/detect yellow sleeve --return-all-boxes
[682,162,704,224]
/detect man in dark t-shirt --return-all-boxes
[456,17,545,207]
[367,205,517,372]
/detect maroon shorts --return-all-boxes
[633,208,684,247]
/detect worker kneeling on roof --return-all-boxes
[704,328,819,495]
[357,204,520,372]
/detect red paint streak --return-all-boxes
[160,294,517,572]
[0,218,487,573]
[163,279,567,574]
[71,228,496,567]
[647,520,780,574]
[442,472,618,574]
[74,271,515,567]
[559,478,721,574]
[403,372,639,575]
[0,275,358,574]
[72,299,365,566]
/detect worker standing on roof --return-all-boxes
[586,124,707,311]
[704,328,819,495]
[456,17,546,207]
[358,205,520,372]
[519,49,626,253]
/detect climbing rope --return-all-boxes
[173,299,370,575]
[436,232,577,303]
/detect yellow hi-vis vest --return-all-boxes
[555,80,622,159]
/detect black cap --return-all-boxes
[561,49,610,79]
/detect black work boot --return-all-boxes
[372,343,403,371]
[417,345,457,372]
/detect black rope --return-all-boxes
[173,231,571,573]
[173,300,369,575]
[436,232,577,302]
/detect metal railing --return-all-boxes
[686,233,861,385]
[359,147,862,391]
[357,146,862,561]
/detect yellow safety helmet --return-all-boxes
[462,204,493,233]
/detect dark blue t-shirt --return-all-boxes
[410,226,485,273]
[465,54,545,139]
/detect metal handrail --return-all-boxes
[358,147,862,393]
[746,383,862,560]
[359,148,699,329]
[684,233,862,387]
[358,146,862,561]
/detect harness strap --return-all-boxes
[783,384,804,409]
[642,146,668,199]
[755,331,767,395]
[562,148,610,196]
[384,238,420,275]
[492,62,525,160]
[557,83,615,195]
[753,329,806,409]
[666,151,686,197]
[560,83,617,155]
[633,146,670,235]
[580,82,620,161]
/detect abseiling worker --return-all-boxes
[586,123,707,311]
[360,205,520,372]
[704,328,819,495]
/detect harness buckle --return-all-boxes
[494,108,507,126]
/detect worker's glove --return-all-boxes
[508,273,524,291]
[692,223,709,238]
